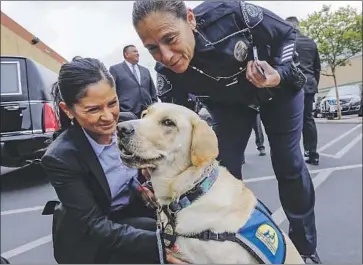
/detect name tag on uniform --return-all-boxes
[226,78,239,87]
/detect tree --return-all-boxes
[300,5,362,119]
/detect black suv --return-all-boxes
[1,56,59,174]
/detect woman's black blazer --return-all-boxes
[41,124,159,263]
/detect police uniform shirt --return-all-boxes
[156,1,298,108]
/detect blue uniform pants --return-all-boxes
[208,89,317,255]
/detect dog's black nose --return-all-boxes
[117,122,135,137]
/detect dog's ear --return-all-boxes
[140,109,148,118]
[191,117,219,167]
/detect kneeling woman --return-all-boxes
[41,58,179,264]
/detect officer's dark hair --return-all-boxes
[71,56,83,62]
[132,0,188,27]
[51,57,115,138]
[123,45,136,58]
[285,16,300,30]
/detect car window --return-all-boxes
[326,84,361,98]
[30,59,58,97]
[1,61,22,95]
[25,59,58,101]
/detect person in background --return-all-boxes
[41,57,180,264]
[109,45,158,118]
[132,1,321,263]
[241,112,266,165]
[252,112,266,157]
[285,16,321,165]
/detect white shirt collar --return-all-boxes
[125,60,137,70]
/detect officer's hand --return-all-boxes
[246,60,281,88]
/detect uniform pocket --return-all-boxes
[195,14,252,79]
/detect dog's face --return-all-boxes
[117,103,218,171]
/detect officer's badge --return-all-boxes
[234,40,248,62]
[240,2,263,28]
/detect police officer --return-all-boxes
[286,16,321,166]
[132,1,321,263]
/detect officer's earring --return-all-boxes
[192,26,198,34]
[189,21,197,31]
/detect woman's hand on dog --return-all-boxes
[166,249,189,264]
[141,169,151,180]
[141,169,187,264]
[140,169,159,209]
[139,185,159,209]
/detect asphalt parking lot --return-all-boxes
[1,121,362,264]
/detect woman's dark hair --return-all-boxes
[51,57,115,138]
[132,0,188,27]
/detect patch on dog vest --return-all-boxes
[235,201,286,264]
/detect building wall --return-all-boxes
[1,12,67,73]
[317,54,362,97]
[1,25,61,73]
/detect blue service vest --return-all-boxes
[165,167,287,264]
[235,201,286,264]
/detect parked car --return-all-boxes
[319,84,362,117]
[1,56,59,173]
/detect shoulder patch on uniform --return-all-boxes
[156,73,172,96]
[240,2,263,29]
[157,74,166,89]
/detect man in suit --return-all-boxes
[109,45,158,117]
[286,16,321,166]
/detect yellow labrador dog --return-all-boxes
[117,102,303,264]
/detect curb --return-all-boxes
[315,118,362,124]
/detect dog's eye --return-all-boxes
[161,119,175,127]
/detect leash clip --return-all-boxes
[168,196,181,217]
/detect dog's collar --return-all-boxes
[167,162,219,215]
